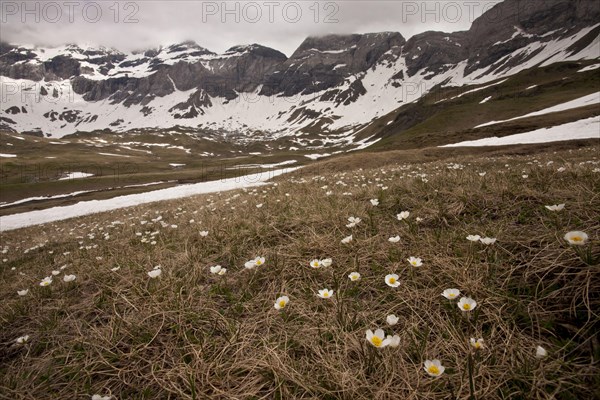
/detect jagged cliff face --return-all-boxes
[463,0,600,76]
[1,0,598,140]
[259,32,406,97]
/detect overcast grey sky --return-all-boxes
[1,1,504,55]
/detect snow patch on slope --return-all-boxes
[0,168,298,231]
[442,116,600,148]
[475,92,600,128]
[59,172,95,180]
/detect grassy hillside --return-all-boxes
[0,130,305,214]
[1,142,598,399]
[364,61,600,150]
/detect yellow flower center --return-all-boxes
[371,336,383,347]
[572,236,582,242]
[474,342,482,349]
[278,300,286,308]
[449,294,456,299]
[389,277,396,284]
[256,261,262,265]
[463,304,471,310]
[428,365,440,375]
[323,292,330,297]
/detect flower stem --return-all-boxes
[468,351,477,400]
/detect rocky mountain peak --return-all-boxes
[162,41,215,56]
[259,32,406,97]
[224,44,287,61]
[469,0,600,46]
[464,0,600,77]
[291,32,404,59]
[404,31,469,77]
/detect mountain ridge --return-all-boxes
[1,0,599,146]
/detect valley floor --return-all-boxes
[1,142,599,399]
[0,167,296,232]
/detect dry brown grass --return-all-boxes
[1,144,599,399]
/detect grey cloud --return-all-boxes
[1,1,503,55]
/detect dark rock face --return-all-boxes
[0,42,15,55]
[220,44,288,93]
[168,86,214,119]
[5,106,21,114]
[0,116,18,127]
[61,41,288,108]
[0,45,45,80]
[464,0,600,76]
[261,32,405,97]
[72,76,136,102]
[109,119,124,127]
[43,55,81,79]
[470,0,599,44]
[404,32,469,77]
[319,79,367,106]
[122,69,177,106]
[42,109,97,126]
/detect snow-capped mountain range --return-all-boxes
[1,0,599,147]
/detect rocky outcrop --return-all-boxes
[404,32,469,77]
[43,55,81,79]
